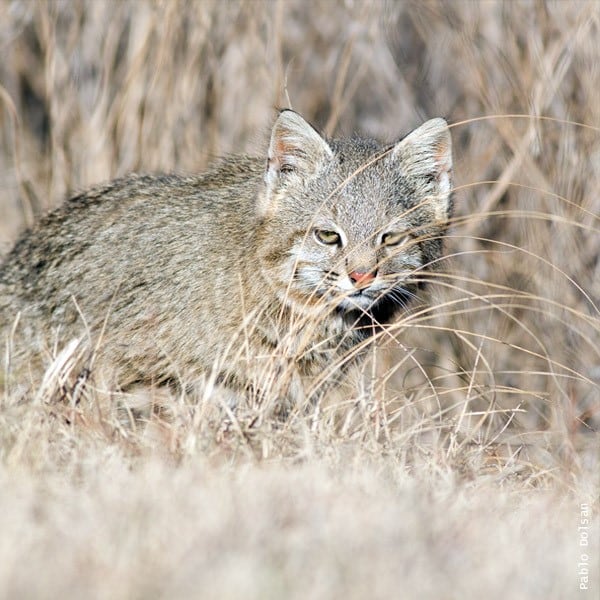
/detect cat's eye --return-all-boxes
[381,231,408,247]
[314,229,341,246]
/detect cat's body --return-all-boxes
[0,110,453,406]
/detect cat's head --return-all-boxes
[257,109,453,329]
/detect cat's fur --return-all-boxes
[0,110,453,406]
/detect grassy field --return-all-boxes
[0,1,598,598]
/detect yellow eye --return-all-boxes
[381,232,408,247]
[314,229,341,245]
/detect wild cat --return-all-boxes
[0,109,452,408]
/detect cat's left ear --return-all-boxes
[390,118,453,219]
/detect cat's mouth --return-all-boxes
[334,284,417,321]
[346,288,376,306]
[333,286,385,313]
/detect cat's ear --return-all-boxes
[264,109,333,188]
[390,118,453,220]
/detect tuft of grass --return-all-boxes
[0,1,598,597]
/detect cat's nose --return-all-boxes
[349,269,377,287]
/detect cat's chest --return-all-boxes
[252,304,369,380]
[291,315,366,376]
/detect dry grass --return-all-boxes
[0,1,598,598]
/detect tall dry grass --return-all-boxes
[0,1,598,598]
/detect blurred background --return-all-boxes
[0,0,598,467]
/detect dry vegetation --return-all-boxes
[0,1,598,598]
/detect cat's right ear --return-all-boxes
[261,110,333,215]
[390,118,453,221]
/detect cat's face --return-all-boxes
[258,110,453,327]
[287,213,423,318]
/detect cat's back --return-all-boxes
[0,156,264,326]
[6,155,262,248]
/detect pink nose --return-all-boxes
[349,270,376,287]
